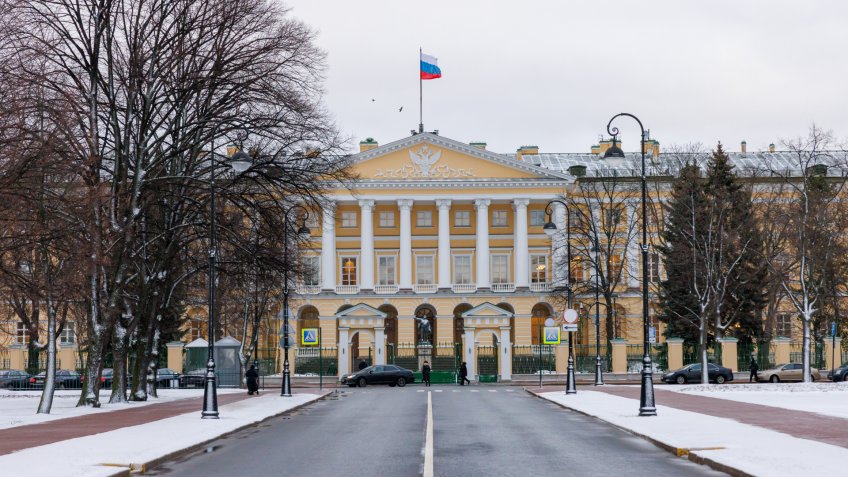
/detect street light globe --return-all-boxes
[543,221,557,236]
[297,225,311,237]
[230,150,253,173]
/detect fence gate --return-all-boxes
[295,347,338,376]
[511,345,554,375]
[476,345,498,383]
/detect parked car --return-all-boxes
[661,363,734,384]
[155,368,181,387]
[0,370,30,389]
[757,363,821,382]
[341,365,414,388]
[29,370,82,389]
[178,369,207,388]
[99,368,131,388]
[827,365,848,382]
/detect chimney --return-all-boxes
[226,146,238,157]
[768,143,775,153]
[598,138,620,156]
[470,141,487,150]
[516,145,539,161]
[642,139,660,157]
[741,140,747,154]
[591,144,601,155]
[359,137,379,153]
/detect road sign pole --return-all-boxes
[319,328,323,391]
[539,327,543,389]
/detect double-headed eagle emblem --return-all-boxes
[409,145,442,176]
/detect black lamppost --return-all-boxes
[202,146,253,419]
[590,242,605,386]
[603,113,656,416]
[543,200,576,394]
[281,205,311,397]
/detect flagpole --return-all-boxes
[419,47,423,133]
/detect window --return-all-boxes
[604,207,622,227]
[341,211,357,228]
[530,254,548,283]
[776,313,792,338]
[491,254,510,284]
[569,209,583,229]
[341,257,358,285]
[529,210,545,226]
[302,256,320,286]
[453,255,473,284]
[416,255,435,284]
[15,322,28,345]
[570,256,584,283]
[454,210,471,227]
[416,211,432,227]
[377,256,396,285]
[605,253,624,278]
[492,210,508,227]
[60,322,75,345]
[378,211,395,228]
[189,317,203,342]
[648,252,661,283]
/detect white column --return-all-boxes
[398,199,414,290]
[500,326,512,381]
[338,327,350,377]
[359,200,375,291]
[464,328,476,381]
[374,326,386,365]
[513,199,530,288]
[475,199,491,289]
[436,199,452,289]
[551,203,566,287]
[321,201,336,291]
[625,200,640,287]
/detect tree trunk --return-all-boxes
[109,325,129,404]
[700,321,710,384]
[37,304,57,414]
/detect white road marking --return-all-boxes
[452,390,460,392]
[488,390,497,393]
[505,389,515,392]
[470,390,479,393]
[435,389,442,392]
[424,391,434,477]
[417,389,425,392]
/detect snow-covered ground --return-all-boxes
[539,390,847,477]
[668,382,848,419]
[0,392,324,477]
[0,388,242,430]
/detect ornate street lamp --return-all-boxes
[589,240,605,386]
[202,146,254,419]
[543,200,576,394]
[603,113,656,416]
[280,205,311,397]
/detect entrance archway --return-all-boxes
[531,303,553,345]
[414,304,437,345]
[335,304,387,377]
[379,304,399,362]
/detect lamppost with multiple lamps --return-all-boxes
[543,200,576,394]
[280,205,311,397]
[602,113,657,416]
[202,146,253,419]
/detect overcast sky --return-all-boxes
[285,1,848,155]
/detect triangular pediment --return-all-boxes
[461,302,514,318]
[351,134,571,182]
[337,303,387,318]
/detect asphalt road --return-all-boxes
[151,385,725,477]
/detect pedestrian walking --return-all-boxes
[459,361,471,386]
[749,356,759,383]
[246,364,260,395]
[358,359,367,371]
[422,360,431,387]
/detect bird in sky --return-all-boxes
[399,106,403,112]
[371,98,375,102]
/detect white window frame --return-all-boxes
[60,321,75,345]
[491,210,508,227]
[377,255,397,285]
[189,317,203,342]
[378,211,395,228]
[341,211,357,228]
[454,210,471,227]
[647,252,661,283]
[416,210,433,227]
[530,254,548,283]
[340,255,359,286]
[15,322,28,345]
[490,254,510,284]
[776,313,793,338]
[452,254,473,285]
[529,209,545,226]
[415,254,435,285]
[302,256,321,286]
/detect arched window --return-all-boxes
[531,303,552,345]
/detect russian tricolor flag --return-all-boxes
[420,52,441,80]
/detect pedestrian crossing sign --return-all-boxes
[543,327,561,345]
[301,328,319,346]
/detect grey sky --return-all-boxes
[286,0,848,155]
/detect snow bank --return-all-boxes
[539,390,847,477]
[669,382,848,419]
[0,392,323,477]
[0,389,241,430]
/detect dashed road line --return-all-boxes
[423,391,434,477]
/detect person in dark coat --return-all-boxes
[422,360,431,387]
[459,361,470,386]
[358,359,368,371]
[246,364,260,395]
[749,356,759,383]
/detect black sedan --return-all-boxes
[29,369,82,389]
[828,365,848,382]
[178,369,207,388]
[662,363,734,384]
[0,370,30,389]
[341,365,414,388]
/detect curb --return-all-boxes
[524,388,754,477]
[98,391,333,476]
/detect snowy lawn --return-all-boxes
[0,388,242,430]
[0,392,324,477]
[539,390,847,477]
[667,382,848,419]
